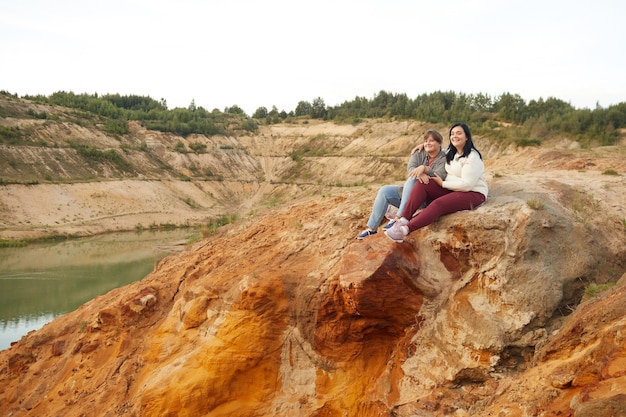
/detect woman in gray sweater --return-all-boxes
[356,129,447,239]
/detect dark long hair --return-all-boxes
[445,122,482,163]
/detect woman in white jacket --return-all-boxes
[356,129,447,240]
[385,123,488,242]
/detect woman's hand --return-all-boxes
[408,166,425,179]
[410,166,431,183]
[432,173,443,187]
[411,143,425,154]
[418,173,430,184]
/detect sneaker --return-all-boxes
[383,220,396,230]
[397,217,409,226]
[356,229,377,240]
[385,225,408,242]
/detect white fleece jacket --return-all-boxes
[441,149,489,198]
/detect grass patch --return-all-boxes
[584,282,616,299]
[189,142,207,153]
[183,197,198,208]
[200,213,240,237]
[0,234,71,248]
[0,125,22,144]
[571,192,601,223]
[526,197,545,210]
[68,140,133,171]
[264,195,283,208]
[602,169,620,176]
[514,137,542,147]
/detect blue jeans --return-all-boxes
[366,178,417,230]
[397,177,417,218]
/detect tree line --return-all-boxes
[12,90,626,146]
[279,91,626,146]
[21,92,257,138]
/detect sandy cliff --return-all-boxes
[1,97,626,416]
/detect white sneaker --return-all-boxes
[384,225,408,242]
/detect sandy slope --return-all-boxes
[0,119,624,244]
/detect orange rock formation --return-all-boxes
[2,167,625,416]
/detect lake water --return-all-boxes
[0,229,197,351]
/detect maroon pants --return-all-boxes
[403,181,486,232]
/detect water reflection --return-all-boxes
[0,229,196,350]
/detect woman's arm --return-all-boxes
[407,149,426,172]
[411,143,424,154]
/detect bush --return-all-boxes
[103,119,129,135]
[0,126,21,144]
[68,141,132,171]
[174,141,187,153]
[189,142,207,153]
[515,137,542,147]
[602,169,619,176]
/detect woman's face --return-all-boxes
[450,126,467,150]
[423,135,441,153]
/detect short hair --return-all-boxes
[424,129,443,144]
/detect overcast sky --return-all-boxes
[2,0,625,115]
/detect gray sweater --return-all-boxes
[407,149,447,180]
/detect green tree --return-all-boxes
[225,105,245,116]
[253,106,268,119]
[495,93,526,123]
[311,97,327,119]
[471,93,493,112]
[295,101,312,117]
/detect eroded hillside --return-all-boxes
[2,95,625,242]
[1,95,626,416]
[1,95,449,240]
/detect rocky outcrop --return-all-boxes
[3,96,626,414]
[1,170,624,416]
[477,272,626,417]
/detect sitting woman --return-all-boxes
[385,122,488,243]
[356,129,447,239]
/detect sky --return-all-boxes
[1,0,625,115]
